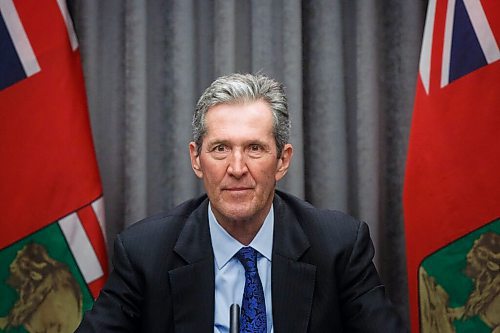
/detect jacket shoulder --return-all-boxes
[117,195,208,250]
[275,190,361,232]
[275,190,368,261]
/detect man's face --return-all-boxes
[189,100,292,227]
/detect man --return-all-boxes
[76,73,405,332]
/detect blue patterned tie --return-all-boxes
[235,247,267,333]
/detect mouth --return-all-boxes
[224,187,252,191]
[223,187,253,194]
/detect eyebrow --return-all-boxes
[205,139,229,147]
[205,139,270,148]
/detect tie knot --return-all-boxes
[235,247,258,272]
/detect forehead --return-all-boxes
[204,100,274,139]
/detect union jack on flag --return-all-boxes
[419,0,500,94]
[0,0,39,89]
[0,0,77,90]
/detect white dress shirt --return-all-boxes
[208,203,274,333]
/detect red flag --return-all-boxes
[404,0,500,332]
[0,0,108,331]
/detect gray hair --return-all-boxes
[192,73,290,157]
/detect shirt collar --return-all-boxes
[208,202,274,270]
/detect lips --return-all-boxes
[224,187,252,192]
[222,186,255,195]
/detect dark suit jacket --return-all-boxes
[76,191,405,332]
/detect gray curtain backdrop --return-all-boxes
[69,0,427,325]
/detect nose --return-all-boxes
[227,150,248,178]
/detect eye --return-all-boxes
[214,144,227,152]
[249,144,261,151]
[209,144,230,159]
[247,143,265,157]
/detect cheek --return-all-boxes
[255,166,279,187]
[201,164,228,187]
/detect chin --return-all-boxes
[222,190,254,202]
[216,201,259,220]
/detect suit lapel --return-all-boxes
[272,194,316,333]
[169,199,215,333]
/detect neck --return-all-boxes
[211,205,272,246]
[222,219,263,246]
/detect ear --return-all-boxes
[275,143,293,182]
[189,142,203,179]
